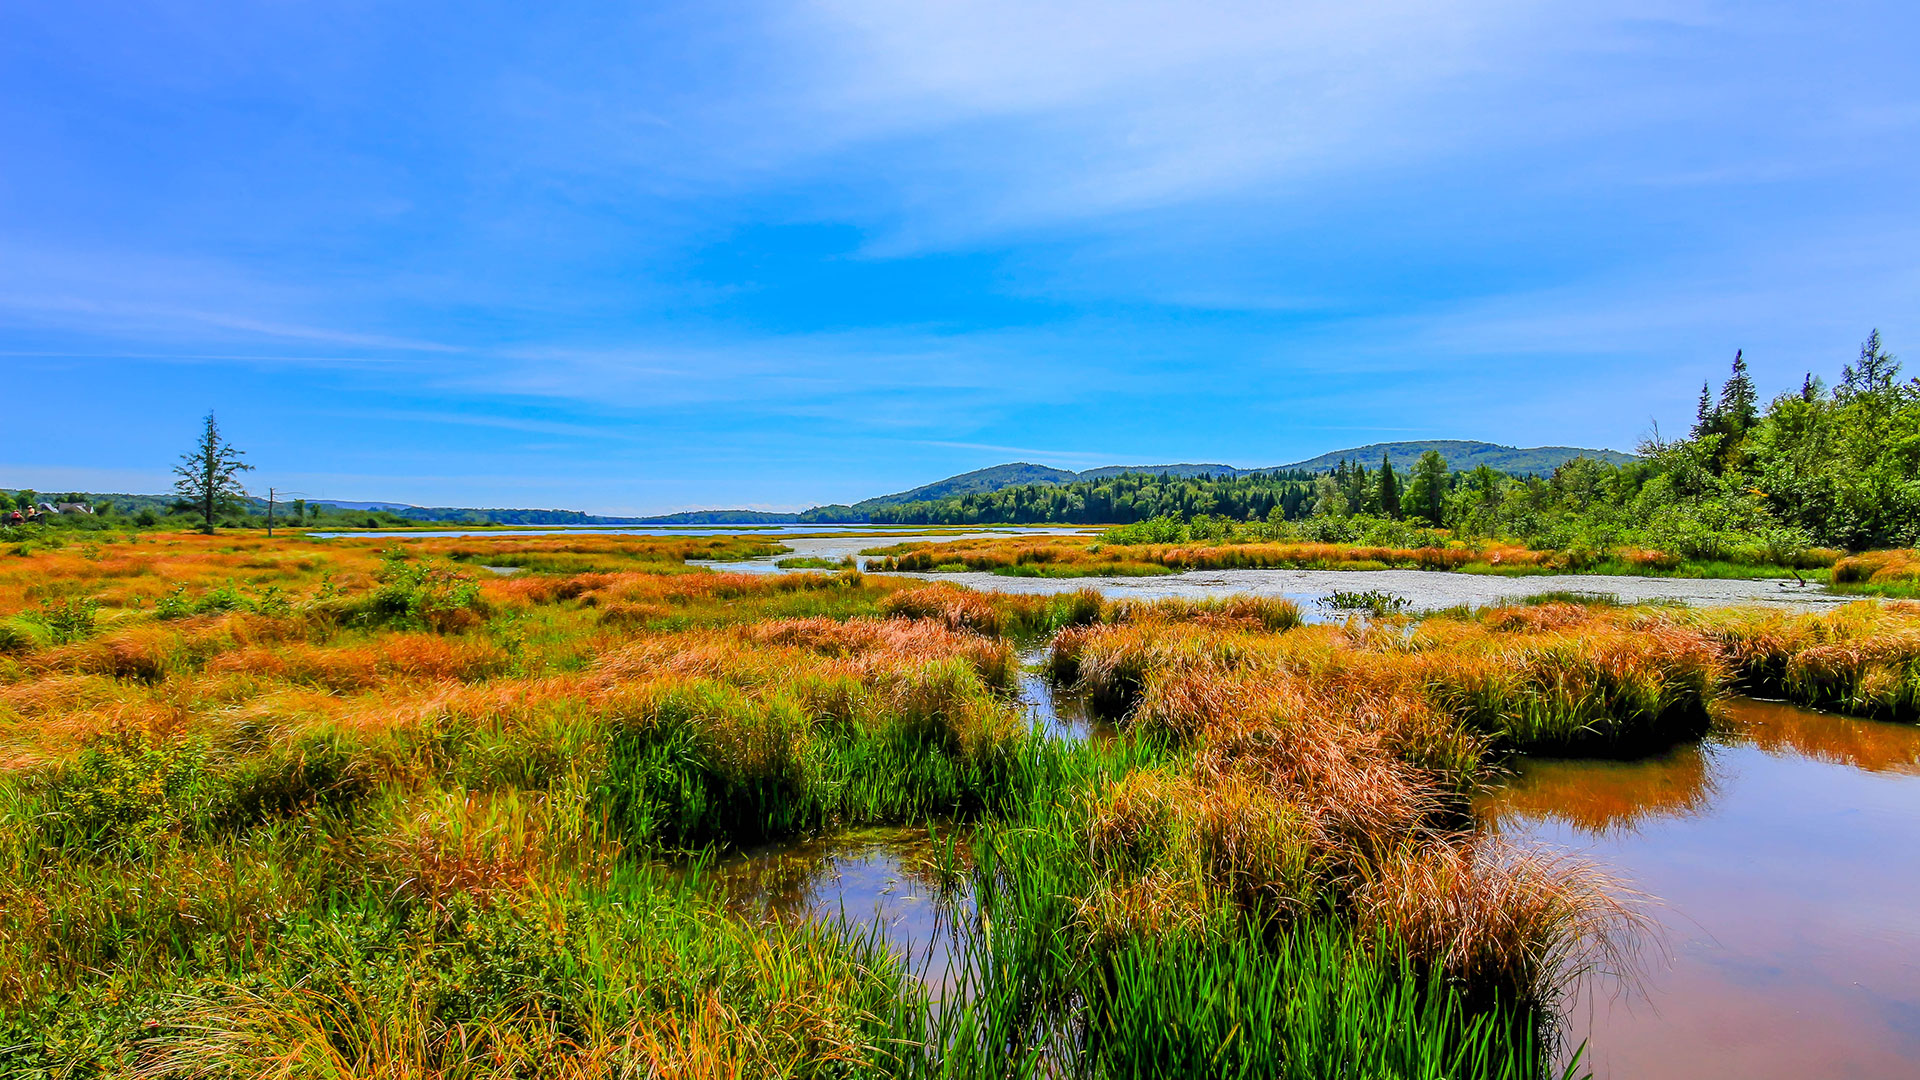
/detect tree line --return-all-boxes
[866,470,1323,525]
[867,331,1918,558]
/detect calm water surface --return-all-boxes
[700,826,973,993]
[1479,698,1920,1079]
[908,566,1850,612]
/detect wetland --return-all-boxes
[1,529,1917,1077]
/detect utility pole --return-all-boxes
[268,487,275,538]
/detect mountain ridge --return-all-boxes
[831,440,1632,515]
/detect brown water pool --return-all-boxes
[1478,697,1920,1079]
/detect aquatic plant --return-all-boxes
[1320,590,1413,616]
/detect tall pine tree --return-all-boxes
[1692,381,1717,438]
[1378,451,1400,519]
[1718,349,1757,434]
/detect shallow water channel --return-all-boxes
[710,530,1850,613]
[697,678,1920,1076]
[699,826,975,995]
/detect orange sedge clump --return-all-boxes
[1831,548,1920,586]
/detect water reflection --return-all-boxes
[1480,698,1920,1079]
[1015,648,1110,741]
[1483,698,1920,840]
[701,826,973,992]
[1724,696,1920,775]
[699,697,1920,1077]
[1481,746,1720,837]
[691,659,1100,992]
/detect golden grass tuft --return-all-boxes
[1355,839,1645,1004]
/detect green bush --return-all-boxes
[44,728,218,854]
[29,596,99,644]
[350,553,487,631]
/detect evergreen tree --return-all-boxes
[1405,450,1450,527]
[1377,452,1400,519]
[173,412,253,534]
[1718,349,1758,433]
[1841,329,1899,397]
[1338,460,1370,511]
[1692,381,1717,437]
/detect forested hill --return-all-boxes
[836,441,1629,517]
[853,463,1079,509]
[1274,441,1635,476]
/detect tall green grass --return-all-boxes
[879,738,1586,1080]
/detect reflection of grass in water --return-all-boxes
[9,536,1765,1075]
[1711,601,1920,722]
[912,746,1619,1077]
[1482,696,1920,840]
[1481,748,1720,838]
[703,826,959,922]
[1722,696,1920,774]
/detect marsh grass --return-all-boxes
[776,555,857,570]
[1707,601,1920,721]
[5,531,1887,1077]
[1320,590,1412,616]
[1829,549,1920,599]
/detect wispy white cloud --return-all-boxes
[0,241,461,355]
[757,1,1750,246]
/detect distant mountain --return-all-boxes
[1271,440,1635,476]
[850,463,1081,511]
[846,461,1245,514]
[635,510,800,525]
[25,441,1628,530]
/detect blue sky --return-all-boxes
[3,1,1916,513]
